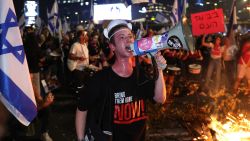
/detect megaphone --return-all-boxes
[129,19,195,56]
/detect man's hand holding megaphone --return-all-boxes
[154,51,167,70]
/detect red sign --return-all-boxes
[191,9,225,36]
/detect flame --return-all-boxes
[209,113,250,141]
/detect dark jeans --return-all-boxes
[204,58,222,91]
[72,69,90,87]
[6,107,51,139]
[38,107,51,134]
[224,60,236,91]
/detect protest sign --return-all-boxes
[191,9,225,36]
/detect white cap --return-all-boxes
[103,20,132,39]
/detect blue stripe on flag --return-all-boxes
[48,21,55,33]
[48,14,58,20]
[0,69,37,122]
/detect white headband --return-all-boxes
[103,20,132,39]
[108,28,129,40]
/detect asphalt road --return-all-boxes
[2,87,77,141]
[2,83,250,141]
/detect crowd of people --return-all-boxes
[1,19,249,141]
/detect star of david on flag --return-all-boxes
[0,0,37,126]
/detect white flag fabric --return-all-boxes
[0,0,37,126]
[170,0,179,26]
[47,0,59,36]
[35,16,42,29]
[62,17,70,34]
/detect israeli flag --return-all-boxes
[170,0,179,26]
[170,0,188,27]
[62,17,70,34]
[0,0,37,126]
[227,0,237,37]
[47,0,59,36]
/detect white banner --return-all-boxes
[94,3,131,21]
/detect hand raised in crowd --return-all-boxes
[44,93,54,106]
[37,92,54,110]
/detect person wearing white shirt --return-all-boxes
[68,30,89,86]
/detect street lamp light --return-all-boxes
[247,5,250,11]
[75,12,79,24]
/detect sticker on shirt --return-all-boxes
[114,92,147,124]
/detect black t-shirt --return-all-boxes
[23,33,43,73]
[78,67,155,141]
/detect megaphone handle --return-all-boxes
[149,53,159,81]
[149,52,167,70]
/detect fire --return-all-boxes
[209,113,250,141]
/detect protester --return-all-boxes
[24,26,44,102]
[75,20,167,141]
[202,34,224,93]
[67,30,89,86]
[23,26,54,141]
[234,34,250,92]
[222,36,238,92]
[88,32,108,69]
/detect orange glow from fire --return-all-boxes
[209,113,250,141]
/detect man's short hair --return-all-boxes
[108,24,130,44]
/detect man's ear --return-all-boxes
[109,43,115,52]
